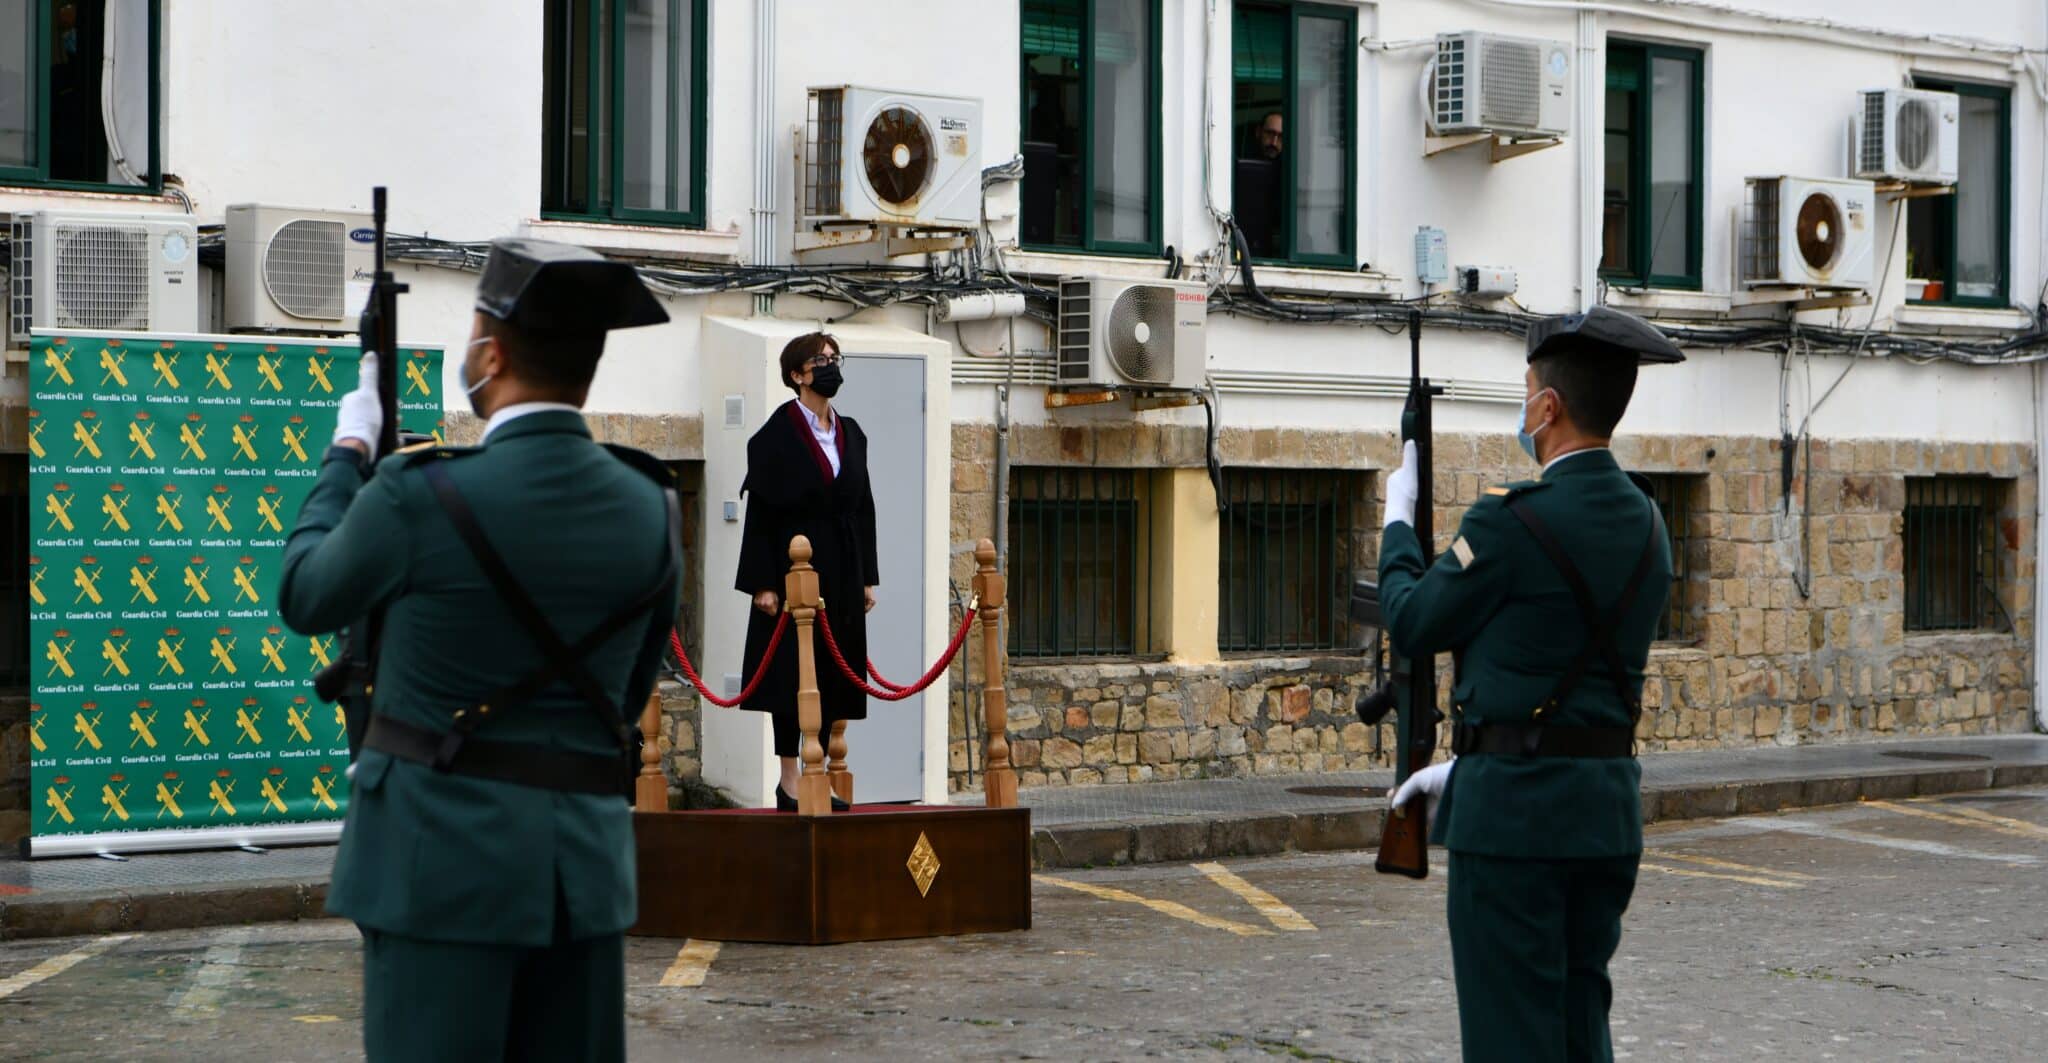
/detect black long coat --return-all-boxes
[736,400,879,725]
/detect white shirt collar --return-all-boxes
[1542,446,1610,474]
[481,402,582,443]
[798,402,835,432]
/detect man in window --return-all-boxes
[1380,307,1683,1062]
[1234,110,1284,258]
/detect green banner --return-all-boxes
[27,331,442,848]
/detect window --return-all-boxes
[542,0,706,227]
[1640,473,1703,642]
[1903,477,2006,632]
[1008,467,1150,658]
[2,454,26,688]
[1230,1,1355,267]
[1600,41,1702,289]
[1219,469,1364,653]
[1019,0,1161,254]
[1907,79,2010,306]
[0,1,160,192]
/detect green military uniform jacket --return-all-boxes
[279,410,680,946]
[1378,448,1670,860]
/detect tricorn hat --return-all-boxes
[1526,306,1684,365]
[474,238,669,334]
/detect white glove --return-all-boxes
[333,353,383,452]
[1390,756,1453,832]
[1382,439,1419,529]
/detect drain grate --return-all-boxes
[1286,785,1390,799]
[1879,751,1992,763]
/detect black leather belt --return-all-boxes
[1450,720,1634,759]
[363,716,626,796]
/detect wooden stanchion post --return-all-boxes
[827,720,852,806]
[787,536,832,816]
[635,689,667,812]
[974,539,1017,808]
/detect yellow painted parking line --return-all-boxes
[1918,801,2048,842]
[0,934,134,1000]
[1193,862,1317,931]
[1654,851,1818,882]
[659,939,722,988]
[1035,874,1272,937]
[1866,800,2048,843]
[1640,862,1805,889]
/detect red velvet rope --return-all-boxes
[669,610,789,708]
[816,603,978,701]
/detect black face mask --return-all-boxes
[808,363,844,398]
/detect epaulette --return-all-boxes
[601,442,678,488]
[1480,480,1551,501]
[395,443,480,467]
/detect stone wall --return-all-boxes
[944,422,2039,794]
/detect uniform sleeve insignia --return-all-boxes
[1483,486,1512,497]
[1450,536,1475,568]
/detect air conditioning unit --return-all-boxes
[803,86,983,228]
[7,210,198,346]
[1055,277,1207,392]
[1852,88,1959,185]
[1432,32,1572,138]
[1741,176,1876,290]
[224,204,374,332]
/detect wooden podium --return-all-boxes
[630,540,1029,944]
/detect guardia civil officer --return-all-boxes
[278,239,678,1062]
[1379,307,1682,1063]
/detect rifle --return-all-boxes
[313,187,409,758]
[1374,309,1444,879]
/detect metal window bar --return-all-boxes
[1643,474,1697,642]
[1904,477,2000,632]
[1008,467,1146,658]
[1219,468,1358,653]
[0,455,26,688]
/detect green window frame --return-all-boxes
[0,0,162,194]
[1600,40,1703,290]
[1230,0,1357,269]
[542,0,707,229]
[1007,467,1151,660]
[1907,78,2011,308]
[1018,0,1163,256]
[1218,468,1363,654]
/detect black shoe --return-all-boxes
[775,785,798,812]
[832,794,852,812]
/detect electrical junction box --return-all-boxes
[1456,265,1517,296]
[1414,227,1449,285]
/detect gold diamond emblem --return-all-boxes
[906,831,941,898]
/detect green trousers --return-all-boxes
[360,923,626,1063]
[1446,850,1640,1063]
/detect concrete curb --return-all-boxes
[1027,761,2048,870]
[3,762,2045,941]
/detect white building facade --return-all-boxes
[2,0,2045,823]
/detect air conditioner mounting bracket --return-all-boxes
[1424,132,1564,163]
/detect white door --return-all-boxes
[832,354,925,802]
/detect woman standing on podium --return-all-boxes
[735,332,879,811]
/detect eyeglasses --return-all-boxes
[804,354,842,369]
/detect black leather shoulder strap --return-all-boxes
[1504,495,1663,723]
[416,460,677,765]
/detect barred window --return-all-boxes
[1904,477,2005,632]
[1640,473,1703,642]
[1219,469,1364,653]
[665,460,703,665]
[1008,467,1151,659]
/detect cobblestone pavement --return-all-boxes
[4,788,2046,1061]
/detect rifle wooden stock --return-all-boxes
[1376,309,1441,879]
